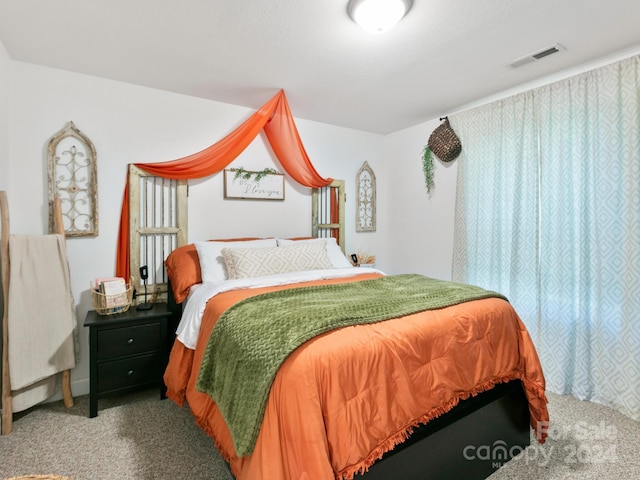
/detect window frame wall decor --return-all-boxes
[356,161,376,232]
[128,165,188,302]
[47,121,98,237]
[312,179,345,252]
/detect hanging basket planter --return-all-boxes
[428,118,462,163]
[421,117,462,196]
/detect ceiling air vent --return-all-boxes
[508,44,564,69]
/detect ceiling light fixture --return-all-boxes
[347,0,413,34]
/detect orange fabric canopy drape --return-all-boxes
[116,90,332,280]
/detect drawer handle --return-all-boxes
[128,369,134,376]
[127,338,134,345]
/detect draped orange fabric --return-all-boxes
[116,90,332,279]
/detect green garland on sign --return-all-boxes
[233,167,280,182]
[421,146,435,196]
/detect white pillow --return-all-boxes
[276,237,353,269]
[194,238,277,283]
[221,241,333,279]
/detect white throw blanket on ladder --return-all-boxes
[8,234,76,412]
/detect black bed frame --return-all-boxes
[355,380,529,479]
[166,281,530,480]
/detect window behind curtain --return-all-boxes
[451,54,640,420]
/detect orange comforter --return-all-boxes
[164,273,548,480]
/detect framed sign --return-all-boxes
[224,168,285,200]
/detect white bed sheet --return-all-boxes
[176,267,385,349]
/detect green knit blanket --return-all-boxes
[195,274,507,457]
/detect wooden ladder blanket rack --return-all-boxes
[1,191,74,435]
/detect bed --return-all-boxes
[162,237,549,480]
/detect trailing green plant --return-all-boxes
[232,167,280,182]
[421,146,435,196]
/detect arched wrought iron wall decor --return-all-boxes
[356,161,376,232]
[47,121,98,236]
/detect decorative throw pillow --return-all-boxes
[222,241,333,279]
[194,238,278,283]
[164,244,202,303]
[276,237,353,268]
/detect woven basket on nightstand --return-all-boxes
[91,284,133,315]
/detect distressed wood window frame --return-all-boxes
[312,179,345,252]
[128,165,188,302]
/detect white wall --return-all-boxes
[187,117,387,263]
[382,121,458,281]
[6,61,385,398]
[0,39,9,192]
[0,39,8,408]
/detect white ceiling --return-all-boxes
[1,0,639,134]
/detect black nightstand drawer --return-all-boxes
[97,352,162,392]
[97,323,161,360]
[84,303,172,417]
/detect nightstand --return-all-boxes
[84,303,171,418]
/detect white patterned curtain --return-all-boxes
[452,55,640,419]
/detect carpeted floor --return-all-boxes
[489,392,640,480]
[3,476,72,480]
[0,388,638,479]
[0,389,234,480]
